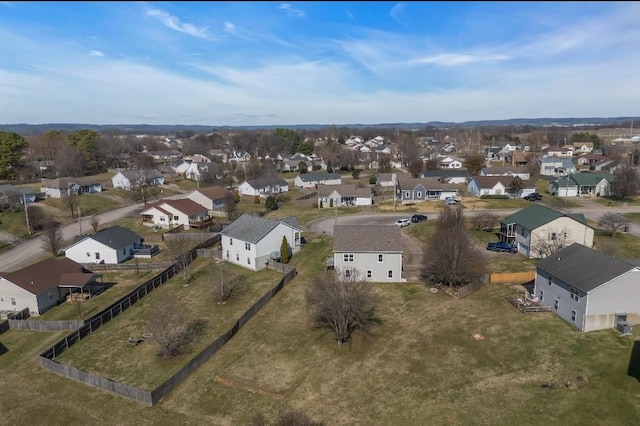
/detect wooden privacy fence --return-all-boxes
[0,320,8,335]
[82,262,173,272]
[9,319,84,331]
[489,271,535,284]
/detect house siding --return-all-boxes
[585,270,640,331]
[333,251,403,283]
[527,217,594,258]
[534,270,587,331]
[65,239,137,264]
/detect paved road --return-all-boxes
[0,202,143,272]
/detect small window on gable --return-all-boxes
[554,298,559,311]
[571,310,577,322]
[388,270,393,279]
[551,232,557,241]
[366,270,372,279]
[230,238,233,245]
[378,254,383,263]
[245,242,251,250]
[236,253,240,261]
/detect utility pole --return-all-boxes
[23,193,31,235]
[78,206,82,235]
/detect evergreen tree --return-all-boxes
[280,236,290,263]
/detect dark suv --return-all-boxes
[411,214,428,223]
[486,242,518,253]
[523,193,543,201]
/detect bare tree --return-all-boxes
[531,228,570,258]
[62,193,79,218]
[89,215,100,233]
[422,207,487,288]
[165,234,195,284]
[225,191,238,221]
[454,127,484,155]
[408,158,424,178]
[214,260,246,304]
[146,297,203,358]
[611,163,639,201]
[41,221,64,256]
[526,130,548,152]
[598,212,630,237]
[469,212,500,232]
[305,270,379,346]
[25,204,47,231]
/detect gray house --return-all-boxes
[64,226,146,264]
[533,243,640,332]
[332,225,403,282]
[396,178,460,203]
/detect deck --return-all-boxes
[505,296,552,314]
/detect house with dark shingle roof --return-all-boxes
[221,214,303,271]
[332,225,403,282]
[41,177,103,198]
[548,172,613,197]
[467,176,536,198]
[480,166,531,181]
[533,243,640,332]
[420,169,470,184]
[0,257,100,316]
[294,172,342,188]
[499,204,594,258]
[317,184,373,207]
[140,198,211,230]
[111,169,165,190]
[63,226,144,264]
[396,178,460,203]
[237,178,289,197]
[183,185,230,212]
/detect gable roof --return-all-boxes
[333,225,402,253]
[397,178,460,191]
[480,166,530,175]
[502,204,588,230]
[0,257,95,295]
[536,243,637,292]
[161,198,208,215]
[67,226,142,251]
[221,214,301,244]
[317,184,371,197]
[117,169,164,181]
[470,176,535,189]
[569,172,614,186]
[195,185,229,201]
[297,172,341,182]
[41,177,100,189]
[245,178,288,189]
[421,170,470,179]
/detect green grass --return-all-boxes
[593,196,640,207]
[623,213,640,223]
[0,208,29,238]
[594,230,640,258]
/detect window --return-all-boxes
[416,192,422,198]
[366,270,372,279]
[230,238,233,245]
[388,270,393,279]
[570,288,580,302]
[236,253,239,261]
[173,215,179,221]
[343,253,354,262]
[539,289,544,301]
[95,253,100,260]
[160,216,165,222]
[378,254,383,263]
[247,257,251,265]
[554,298,559,311]
[571,310,577,322]
[49,293,53,299]
[548,276,552,286]
[226,250,229,259]
[551,232,557,241]
[245,242,251,250]
[11,297,16,306]
[123,248,126,254]
[345,269,351,278]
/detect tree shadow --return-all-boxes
[627,340,640,382]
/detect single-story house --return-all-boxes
[332,225,403,283]
[294,172,342,188]
[183,186,230,212]
[111,169,165,190]
[420,170,470,184]
[221,214,303,271]
[438,157,463,169]
[576,153,604,166]
[537,158,577,177]
[41,177,103,198]
[141,198,211,230]
[467,176,536,198]
[533,243,640,332]
[396,178,460,203]
[548,173,614,197]
[571,141,594,154]
[0,258,101,316]
[64,226,144,264]
[499,204,594,258]
[0,185,37,204]
[237,178,289,197]
[377,173,398,188]
[543,146,574,158]
[480,166,531,181]
[173,160,203,181]
[317,184,373,207]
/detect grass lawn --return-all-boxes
[0,208,29,238]
[593,196,640,207]
[54,257,282,390]
[624,213,640,223]
[594,230,640,258]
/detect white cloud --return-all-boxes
[146,8,214,40]
[412,53,511,66]
[390,3,407,24]
[89,50,104,57]
[278,3,305,18]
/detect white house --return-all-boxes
[548,173,613,197]
[294,172,342,188]
[41,177,103,198]
[173,160,203,181]
[141,198,211,230]
[182,186,230,212]
[64,226,144,264]
[237,178,289,197]
[438,157,463,169]
[0,258,100,316]
[111,169,165,190]
[332,225,403,283]
[537,158,577,177]
[533,243,640,332]
[220,214,303,271]
[480,166,531,181]
[467,176,536,198]
[317,184,373,207]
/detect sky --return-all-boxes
[1,1,639,126]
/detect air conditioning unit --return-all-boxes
[616,321,633,335]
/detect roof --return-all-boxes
[502,204,588,230]
[117,169,164,180]
[0,257,94,295]
[297,172,341,182]
[0,185,35,197]
[536,243,637,292]
[333,225,402,253]
[470,176,536,189]
[421,170,470,178]
[221,214,301,243]
[397,178,460,191]
[245,178,288,189]
[195,185,229,201]
[41,177,100,188]
[161,198,208,215]
[569,172,614,186]
[481,166,530,175]
[317,184,371,197]
[67,226,142,250]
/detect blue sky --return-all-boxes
[1,1,639,126]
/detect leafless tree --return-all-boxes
[62,193,79,218]
[422,206,487,288]
[611,163,639,201]
[305,270,380,346]
[25,204,47,231]
[90,215,100,233]
[531,228,570,258]
[214,260,247,304]
[396,132,420,166]
[41,221,64,256]
[408,158,424,178]
[165,233,195,284]
[146,297,204,359]
[526,130,548,152]
[524,152,540,178]
[598,212,630,237]
[378,154,392,173]
[469,212,500,232]
[225,191,238,221]
[454,127,484,155]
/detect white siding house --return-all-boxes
[294,172,342,188]
[317,184,373,207]
[237,178,289,197]
[111,169,165,190]
[332,225,403,283]
[534,244,640,332]
[141,198,211,230]
[182,186,230,212]
[64,226,143,264]
[221,214,303,271]
[467,176,536,198]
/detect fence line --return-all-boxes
[81,262,174,272]
[9,319,84,331]
[0,320,8,335]
[489,271,535,284]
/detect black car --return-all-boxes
[411,214,428,223]
[486,242,518,253]
[523,193,543,201]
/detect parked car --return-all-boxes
[444,197,459,205]
[394,218,410,227]
[486,242,518,253]
[523,193,543,201]
[411,214,428,223]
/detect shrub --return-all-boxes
[265,196,278,210]
[369,175,377,185]
[253,195,261,204]
[480,194,510,200]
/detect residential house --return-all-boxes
[536,158,577,177]
[548,173,614,197]
[467,176,536,198]
[572,141,594,154]
[41,177,102,198]
[141,198,211,230]
[148,150,181,160]
[0,257,101,316]
[111,169,165,190]
[237,178,289,197]
[438,157,463,169]
[228,150,252,162]
[0,185,37,204]
[480,166,531,181]
[590,159,617,172]
[173,160,203,181]
[499,204,594,258]
[576,153,604,166]
[183,154,211,163]
[543,145,574,158]
[485,146,503,161]
[221,214,303,271]
[332,225,403,283]
[376,173,398,188]
[318,184,373,207]
[294,172,342,189]
[396,178,460,203]
[507,151,531,167]
[64,226,145,264]
[420,170,470,184]
[533,243,640,332]
[183,185,230,212]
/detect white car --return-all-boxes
[394,219,410,227]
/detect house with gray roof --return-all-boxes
[111,169,165,190]
[294,172,342,188]
[499,204,594,258]
[420,169,470,184]
[533,243,640,332]
[0,184,37,204]
[467,176,536,198]
[536,157,576,177]
[396,178,460,203]
[41,177,103,198]
[221,214,303,271]
[333,225,403,282]
[548,172,614,197]
[63,226,145,264]
[317,184,373,207]
[237,178,289,197]
[480,166,531,181]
